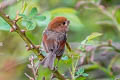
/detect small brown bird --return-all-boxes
[41,16,70,70]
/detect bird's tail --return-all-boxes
[41,53,56,70]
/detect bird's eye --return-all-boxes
[63,22,66,25]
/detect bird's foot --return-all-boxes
[53,66,58,71]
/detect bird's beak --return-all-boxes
[65,20,70,26]
[67,20,70,26]
[65,20,70,31]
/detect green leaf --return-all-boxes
[29,7,38,17]
[34,16,46,21]
[27,21,36,30]
[20,1,28,14]
[51,8,77,14]
[76,67,84,76]
[0,17,10,31]
[78,32,102,50]
[36,11,51,27]
[82,73,89,77]
[22,20,36,30]
[19,14,27,19]
[61,56,68,60]
[87,32,102,41]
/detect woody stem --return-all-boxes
[0,11,66,80]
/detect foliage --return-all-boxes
[0,0,120,80]
[75,67,88,78]
[78,32,102,51]
[19,7,46,30]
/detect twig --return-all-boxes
[0,11,66,80]
[0,11,44,60]
[28,55,38,80]
[26,55,40,80]
[75,1,120,32]
[108,54,120,72]
[24,73,34,80]
[95,42,120,53]
[92,62,115,79]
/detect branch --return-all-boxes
[0,11,44,60]
[95,41,120,53]
[0,11,66,80]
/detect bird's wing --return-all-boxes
[42,31,67,56]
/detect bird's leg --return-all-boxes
[54,59,60,71]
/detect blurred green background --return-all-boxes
[0,0,120,80]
